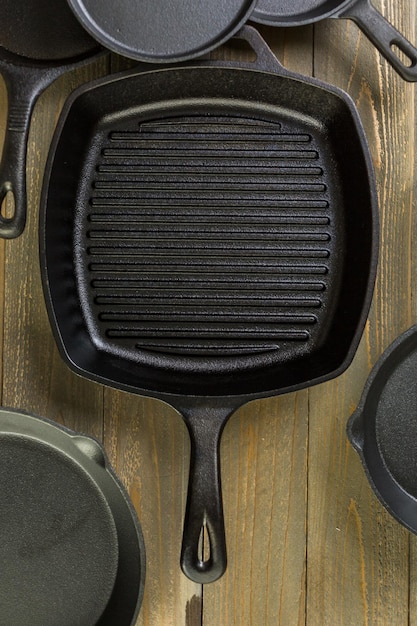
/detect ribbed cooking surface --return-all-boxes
[83,115,334,358]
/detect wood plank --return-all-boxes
[104,391,200,626]
[201,26,313,626]
[0,74,6,403]
[308,1,416,624]
[202,392,308,626]
[407,0,417,619]
[2,58,109,434]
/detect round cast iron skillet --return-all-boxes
[250,0,417,81]
[40,27,379,584]
[348,325,417,533]
[0,0,103,239]
[66,0,257,63]
[0,407,145,625]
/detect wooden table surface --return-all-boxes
[0,2,416,624]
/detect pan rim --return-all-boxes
[0,42,103,69]
[250,0,353,26]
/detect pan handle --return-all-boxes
[212,25,295,76]
[179,402,236,584]
[340,0,417,81]
[0,65,54,238]
[235,26,290,74]
[0,110,31,239]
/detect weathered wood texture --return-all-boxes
[308,2,416,625]
[0,2,416,624]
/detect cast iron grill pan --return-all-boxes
[41,28,378,583]
[0,408,145,625]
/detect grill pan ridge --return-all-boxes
[41,27,378,584]
[83,113,337,368]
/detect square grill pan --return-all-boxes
[40,27,378,583]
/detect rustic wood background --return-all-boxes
[0,1,416,624]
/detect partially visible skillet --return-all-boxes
[0,407,145,625]
[66,0,257,62]
[40,27,379,584]
[0,0,103,239]
[348,325,417,534]
[250,0,417,82]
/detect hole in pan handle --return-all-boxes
[179,402,237,584]
[340,0,417,81]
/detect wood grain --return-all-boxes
[308,1,416,624]
[104,392,200,626]
[0,75,5,404]
[2,59,109,436]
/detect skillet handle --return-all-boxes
[340,0,417,81]
[0,65,53,238]
[0,60,78,238]
[179,403,235,584]
[0,112,31,239]
[236,26,285,73]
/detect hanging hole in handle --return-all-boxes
[390,42,415,68]
[198,521,212,565]
[1,184,15,220]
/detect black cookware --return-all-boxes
[40,27,378,583]
[0,0,103,239]
[66,0,257,63]
[251,0,417,81]
[0,407,145,625]
[348,325,417,533]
